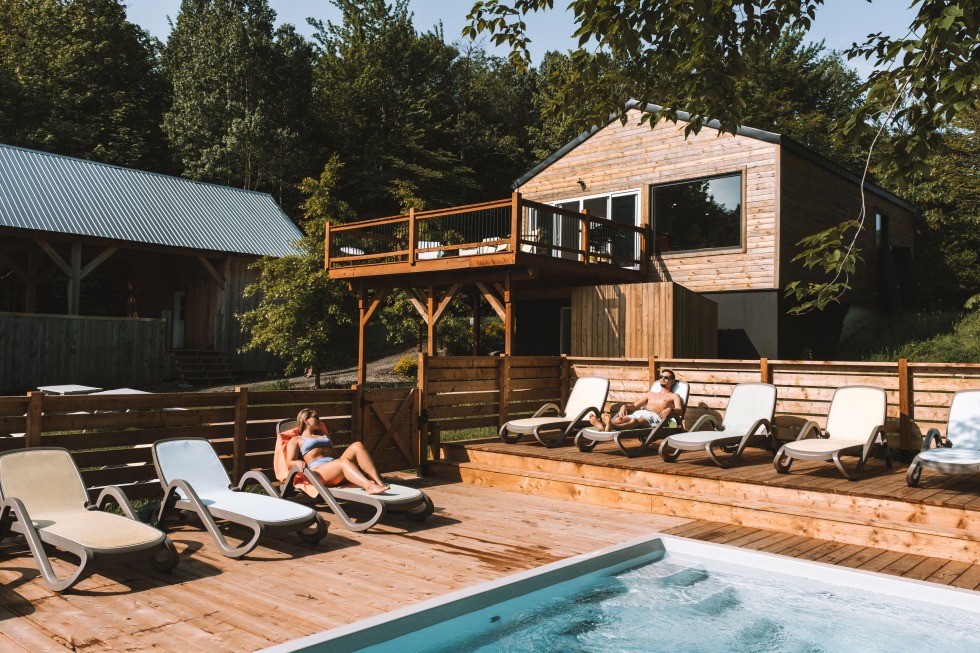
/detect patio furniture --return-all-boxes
[773,386,890,480]
[574,380,691,457]
[658,383,777,467]
[906,389,980,487]
[37,384,102,395]
[499,376,609,448]
[416,241,444,260]
[0,448,178,592]
[274,420,434,531]
[152,438,327,558]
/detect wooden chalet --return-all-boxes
[326,101,915,380]
[0,143,302,393]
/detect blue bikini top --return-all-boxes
[300,434,333,456]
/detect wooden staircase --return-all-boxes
[428,440,980,565]
[169,349,234,386]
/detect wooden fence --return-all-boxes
[421,355,980,453]
[0,387,419,500]
[0,312,171,393]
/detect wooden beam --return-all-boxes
[324,222,331,271]
[432,283,461,324]
[68,242,81,315]
[0,252,28,282]
[34,238,71,276]
[361,288,388,325]
[898,358,911,452]
[408,208,417,266]
[407,288,428,320]
[503,274,513,355]
[475,282,506,321]
[196,255,225,289]
[427,285,436,356]
[80,245,118,280]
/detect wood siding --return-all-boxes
[779,148,916,307]
[518,108,779,293]
[0,312,169,393]
[570,282,717,358]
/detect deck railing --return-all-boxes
[325,192,647,271]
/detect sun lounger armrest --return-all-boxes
[748,418,773,438]
[568,405,602,424]
[94,485,141,521]
[532,403,562,418]
[237,470,279,497]
[923,427,944,450]
[0,498,60,581]
[863,424,888,459]
[796,420,823,440]
[689,414,719,431]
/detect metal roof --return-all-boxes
[0,143,303,257]
[513,100,915,213]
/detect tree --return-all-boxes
[466,0,980,311]
[163,0,316,206]
[0,0,169,170]
[237,156,356,386]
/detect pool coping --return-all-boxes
[259,533,980,652]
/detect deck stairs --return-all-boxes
[169,349,234,386]
[428,440,980,565]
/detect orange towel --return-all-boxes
[274,428,319,498]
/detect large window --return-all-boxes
[651,173,742,253]
[553,191,639,264]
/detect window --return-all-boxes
[552,191,639,264]
[651,173,742,253]
[876,211,889,250]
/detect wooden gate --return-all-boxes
[359,387,420,473]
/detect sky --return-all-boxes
[125,0,918,79]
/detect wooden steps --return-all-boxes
[430,440,980,565]
[169,349,234,386]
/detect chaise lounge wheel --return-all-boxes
[405,495,434,522]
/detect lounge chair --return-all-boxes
[274,420,434,531]
[152,438,327,558]
[0,448,178,592]
[574,380,691,457]
[906,389,980,487]
[499,376,609,448]
[417,240,444,260]
[773,385,890,480]
[658,383,777,467]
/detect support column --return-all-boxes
[426,285,436,356]
[503,274,514,355]
[472,291,481,355]
[68,242,82,315]
[357,285,389,385]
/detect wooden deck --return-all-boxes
[1,472,978,651]
[431,438,980,564]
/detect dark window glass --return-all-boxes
[652,174,742,252]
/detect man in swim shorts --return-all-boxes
[589,369,682,431]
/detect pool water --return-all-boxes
[262,535,980,653]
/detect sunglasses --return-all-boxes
[659,375,673,380]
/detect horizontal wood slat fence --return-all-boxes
[421,355,980,453]
[0,387,416,501]
[3,355,979,498]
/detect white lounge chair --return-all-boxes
[659,383,776,467]
[574,380,691,457]
[499,376,610,448]
[417,240,444,260]
[0,448,178,592]
[152,438,327,558]
[275,420,434,531]
[773,386,890,480]
[906,389,980,487]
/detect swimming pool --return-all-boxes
[261,534,980,652]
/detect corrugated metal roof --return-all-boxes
[0,143,303,257]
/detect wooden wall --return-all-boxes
[0,312,170,393]
[570,282,717,359]
[518,108,779,294]
[779,148,917,307]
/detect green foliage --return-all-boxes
[392,355,418,379]
[837,309,980,363]
[163,0,315,206]
[783,220,864,314]
[0,0,170,170]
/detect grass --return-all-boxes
[837,309,980,362]
[439,426,498,443]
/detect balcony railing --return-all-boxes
[325,193,648,272]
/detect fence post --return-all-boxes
[898,358,911,456]
[511,191,521,248]
[760,357,771,384]
[232,386,248,483]
[560,355,570,406]
[324,221,331,271]
[648,356,658,387]
[408,207,417,266]
[25,391,43,448]
[499,355,510,429]
[352,384,363,442]
[418,352,429,465]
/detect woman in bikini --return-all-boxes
[284,407,390,495]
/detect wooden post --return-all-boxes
[760,357,771,384]
[25,391,43,448]
[418,351,429,463]
[408,208,417,266]
[352,384,363,442]
[232,386,248,482]
[357,285,368,386]
[68,241,82,315]
[898,358,911,453]
[640,224,649,275]
[503,274,513,356]
[427,285,436,356]
[472,291,481,355]
[581,208,590,264]
[324,222,331,270]
[499,355,510,429]
[648,356,658,387]
[510,191,521,250]
[560,356,570,408]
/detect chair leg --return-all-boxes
[906,461,923,487]
[296,513,328,544]
[833,451,860,480]
[150,538,180,572]
[658,439,681,462]
[575,431,598,452]
[405,494,435,521]
[498,424,521,444]
[773,446,793,473]
[705,443,735,468]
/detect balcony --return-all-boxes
[325,193,647,285]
